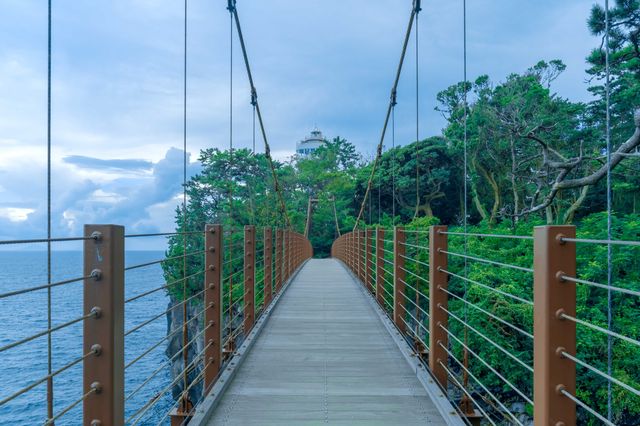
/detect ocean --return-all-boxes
[0,251,174,425]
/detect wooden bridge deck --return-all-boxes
[197,259,462,425]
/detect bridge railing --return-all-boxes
[332,225,639,425]
[0,224,312,425]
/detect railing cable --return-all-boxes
[0,309,100,354]
[440,249,534,273]
[125,270,205,304]
[438,360,496,426]
[559,312,640,348]
[229,1,291,228]
[439,287,533,339]
[439,342,523,425]
[438,323,533,405]
[446,305,533,373]
[353,2,419,230]
[0,270,100,300]
[440,267,533,305]
[559,387,615,426]
[0,346,98,408]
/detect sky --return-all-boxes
[0,0,600,249]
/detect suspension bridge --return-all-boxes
[1,0,639,425]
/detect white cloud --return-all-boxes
[0,0,602,246]
[0,208,35,222]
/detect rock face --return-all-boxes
[165,296,204,405]
[165,295,247,410]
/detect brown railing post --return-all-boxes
[359,230,367,282]
[352,232,356,274]
[284,231,288,285]
[345,233,350,270]
[393,226,406,333]
[366,228,373,293]
[204,224,222,390]
[295,233,300,268]
[291,233,296,270]
[342,234,346,264]
[244,226,255,334]
[353,232,358,278]
[275,229,283,293]
[263,227,273,307]
[355,232,360,279]
[282,230,287,284]
[289,231,293,277]
[533,225,576,425]
[286,230,292,282]
[83,224,125,426]
[376,228,384,307]
[348,233,353,272]
[429,225,448,389]
[360,230,366,284]
[355,231,359,277]
[286,230,293,281]
[290,232,295,272]
[345,234,349,268]
[291,233,297,271]
[350,233,354,273]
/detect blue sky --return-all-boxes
[0,0,600,248]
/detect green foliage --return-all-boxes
[160,4,640,422]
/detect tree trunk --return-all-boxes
[545,206,554,224]
[510,138,520,221]
[476,162,500,224]
[470,179,489,221]
[563,185,590,224]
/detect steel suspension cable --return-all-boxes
[392,105,396,225]
[353,1,420,230]
[377,166,381,224]
[229,1,291,228]
[461,0,471,398]
[252,91,256,153]
[604,0,613,420]
[332,197,341,237]
[226,2,237,353]
[229,0,234,228]
[414,1,421,218]
[180,0,190,414]
[368,182,372,224]
[46,0,53,418]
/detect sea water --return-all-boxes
[0,251,174,425]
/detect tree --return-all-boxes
[312,136,362,170]
[587,0,640,214]
[354,137,460,225]
[437,61,640,225]
[295,137,359,255]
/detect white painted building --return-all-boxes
[296,127,326,157]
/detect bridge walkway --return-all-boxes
[198,258,461,425]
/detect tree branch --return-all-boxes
[514,109,640,217]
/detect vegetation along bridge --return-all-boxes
[1,0,640,425]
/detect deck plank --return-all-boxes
[206,259,448,425]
